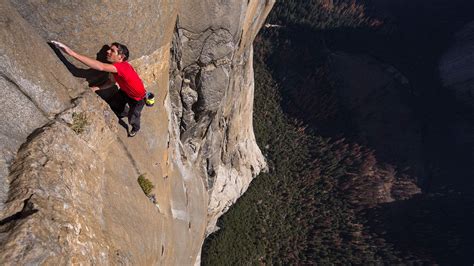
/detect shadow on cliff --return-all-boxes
[255,0,474,263]
[260,23,422,176]
[49,43,130,132]
[324,0,474,191]
[48,43,118,102]
[262,0,474,190]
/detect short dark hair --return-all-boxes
[111,42,129,61]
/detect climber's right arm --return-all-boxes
[51,41,118,73]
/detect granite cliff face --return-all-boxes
[0,0,273,264]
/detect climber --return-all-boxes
[51,40,146,137]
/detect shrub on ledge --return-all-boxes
[70,112,88,134]
[137,174,154,196]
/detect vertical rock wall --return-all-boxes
[0,0,273,264]
[169,0,273,234]
[0,0,82,211]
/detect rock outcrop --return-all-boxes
[0,0,273,264]
[169,0,272,234]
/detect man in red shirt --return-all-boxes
[52,41,146,137]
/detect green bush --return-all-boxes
[70,112,88,134]
[137,174,154,196]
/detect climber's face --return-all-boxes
[106,45,124,63]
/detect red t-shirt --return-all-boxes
[113,62,146,101]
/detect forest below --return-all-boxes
[203,0,474,264]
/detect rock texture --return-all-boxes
[9,0,175,59]
[1,94,117,264]
[0,0,82,211]
[169,0,273,234]
[0,0,273,264]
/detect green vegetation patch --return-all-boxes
[269,0,379,30]
[137,174,155,196]
[70,112,89,134]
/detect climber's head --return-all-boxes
[107,42,129,62]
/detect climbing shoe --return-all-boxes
[129,129,138,137]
